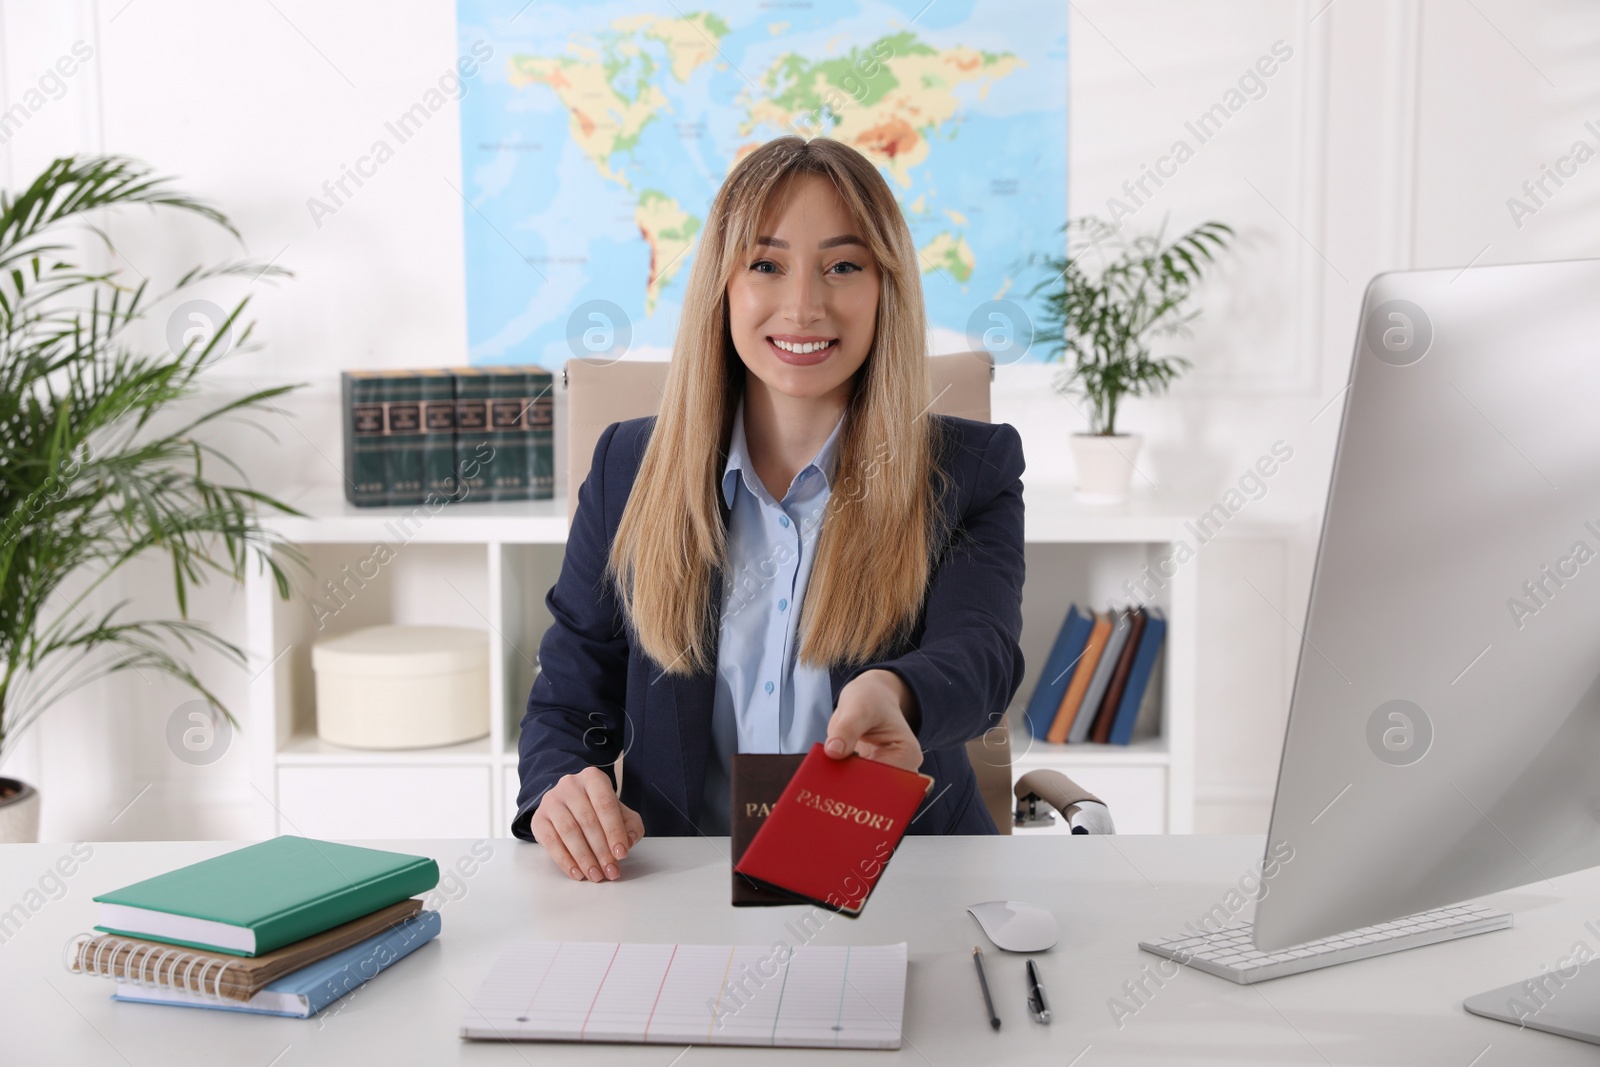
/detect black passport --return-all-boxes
[730,753,806,906]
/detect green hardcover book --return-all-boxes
[417,369,458,501]
[452,368,493,500]
[92,836,439,957]
[486,366,530,501]
[341,372,387,507]
[525,365,555,500]
[383,371,428,505]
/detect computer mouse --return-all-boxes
[966,900,1059,952]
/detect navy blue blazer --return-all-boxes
[511,412,1026,842]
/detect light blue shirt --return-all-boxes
[698,394,846,835]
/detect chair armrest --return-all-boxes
[1013,769,1116,835]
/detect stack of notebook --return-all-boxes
[68,836,441,1018]
[1023,604,1168,744]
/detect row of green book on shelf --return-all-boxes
[341,367,554,507]
[1024,604,1167,745]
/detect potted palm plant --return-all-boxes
[1030,215,1234,504]
[0,156,303,842]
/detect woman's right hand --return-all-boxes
[530,766,645,882]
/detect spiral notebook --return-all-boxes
[460,940,907,1049]
[68,899,425,1001]
[109,911,440,1018]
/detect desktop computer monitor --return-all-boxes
[1251,256,1600,1034]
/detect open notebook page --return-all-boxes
[460,940,907,1049]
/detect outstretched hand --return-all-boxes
[825,669,923,773]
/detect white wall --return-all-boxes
[3,0,1597,840]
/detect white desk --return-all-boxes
[0,834,1590,1064]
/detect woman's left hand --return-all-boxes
[826,669,924,772]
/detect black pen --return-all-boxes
[1026,958,1051,1023]
[973,946,1000,1030]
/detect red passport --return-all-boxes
[732,742,934,917]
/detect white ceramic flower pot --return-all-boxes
[1069,433,1143,506]
[0,778,40,843]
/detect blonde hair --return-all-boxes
[608,136,954,677]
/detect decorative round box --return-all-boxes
[311,625,489,749]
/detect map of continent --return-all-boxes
[456,1,1067,366]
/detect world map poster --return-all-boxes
[455,1,1067,368]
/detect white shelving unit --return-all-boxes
[1011,487,1199,835]
[244,480,1198,838]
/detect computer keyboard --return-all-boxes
[1138,902,1512,984]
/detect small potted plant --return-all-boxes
[1029,215,1234,505]
[0,156,302,841]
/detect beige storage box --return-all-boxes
[311,625,489,749]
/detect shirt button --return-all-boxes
[779,515,790,528]
[764,680,775,694]
[778,598,788,611]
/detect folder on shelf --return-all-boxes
[1069,609,1130,744]
[1024,604,1093,740]
[1046,610,1108,744]
[384,370,455,504]
[1108,610,1167,746]
[340,371,387,507]
[1092,608,1147,743]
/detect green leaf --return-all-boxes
[1029,214,1234,433]
[0,154,306,761]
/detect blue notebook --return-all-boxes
[111,909,440,1017]
[1023,605,1093,739]
[1107,610,1167,745]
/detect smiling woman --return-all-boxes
[724,171,882,502]
[513,136,1028,882]
[611,138,948,697]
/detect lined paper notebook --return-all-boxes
[460,941,907,1049]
